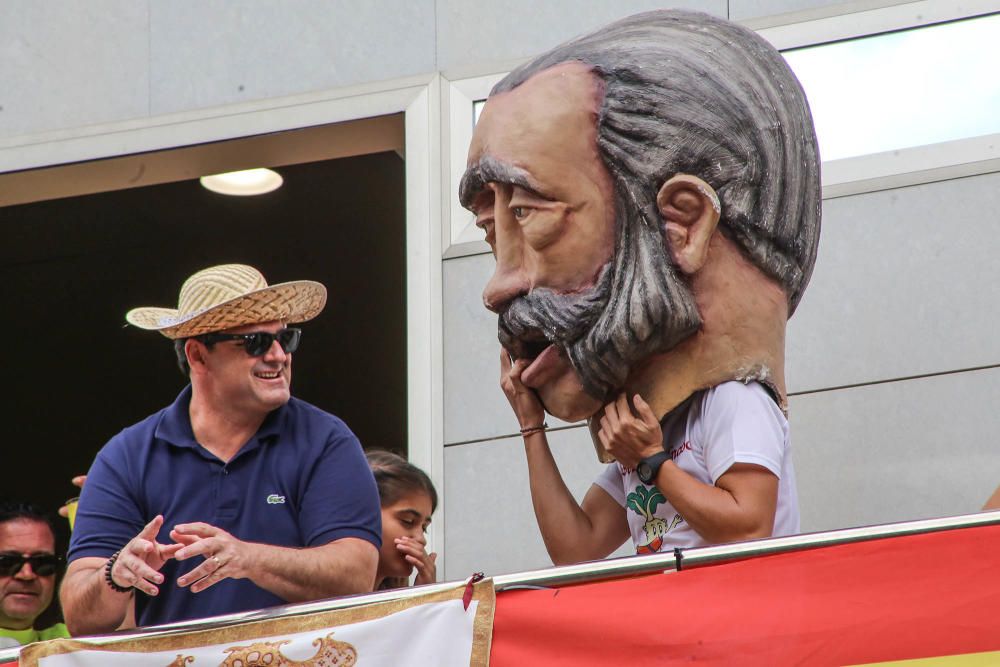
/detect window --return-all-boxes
[783,13,1000,160]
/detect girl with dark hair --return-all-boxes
[366,450,438,590]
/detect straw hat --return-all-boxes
[125,264,327,339]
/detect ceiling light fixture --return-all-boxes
[200,168,283,196]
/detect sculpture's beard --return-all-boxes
[498,200,703,401]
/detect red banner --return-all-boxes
[491,524,1000,665]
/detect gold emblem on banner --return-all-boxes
[166,632,357,666]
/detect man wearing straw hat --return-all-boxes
[60,264,382,634]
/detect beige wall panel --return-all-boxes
[149,0,436,116]
[0,1,149,137]
[791,366,1000,532]
[442,253,574,445]
[435,0,726,72]
[787,170,1000,393]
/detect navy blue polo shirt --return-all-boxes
[69,386,382,627]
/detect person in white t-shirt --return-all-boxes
[594,382,798,554]
[503,362,798,561]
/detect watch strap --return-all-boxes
[638,451,671,484]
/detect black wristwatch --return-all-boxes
[637,451,671,484]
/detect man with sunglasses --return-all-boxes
[61,264,382,635]
[0,502,69,648]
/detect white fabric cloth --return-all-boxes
[594,381,799,553]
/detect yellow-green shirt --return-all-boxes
[0,623,70,647]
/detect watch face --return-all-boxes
[637,461,652,483]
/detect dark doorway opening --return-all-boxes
[0,149,408,533]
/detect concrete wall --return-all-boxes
[2,0,995,582]
[1,0,866,139]
[1,1,431,137]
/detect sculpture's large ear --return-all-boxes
[656,174,721,275]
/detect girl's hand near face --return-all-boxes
[396,537,437,585]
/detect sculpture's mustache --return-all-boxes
[498,265,613,360]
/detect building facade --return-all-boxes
[1,0,998,581]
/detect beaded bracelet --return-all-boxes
[519,422,548,437]
[104,550,133,594]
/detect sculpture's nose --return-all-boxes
[483,265,529,313]
[482,183,530,313]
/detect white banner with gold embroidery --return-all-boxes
[21,581,493,667]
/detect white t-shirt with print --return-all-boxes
[593,380,799,554]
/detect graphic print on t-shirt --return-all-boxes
[626,484,682,554]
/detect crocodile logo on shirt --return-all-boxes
[266,494,286,505]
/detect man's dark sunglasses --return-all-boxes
[198,327,302,357]
[0,553,62,577]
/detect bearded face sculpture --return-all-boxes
[461,10,821,435]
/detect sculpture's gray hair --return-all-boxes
[492,9,821,398]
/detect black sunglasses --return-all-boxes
[198,327,302,357]
[0,553,62,577]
